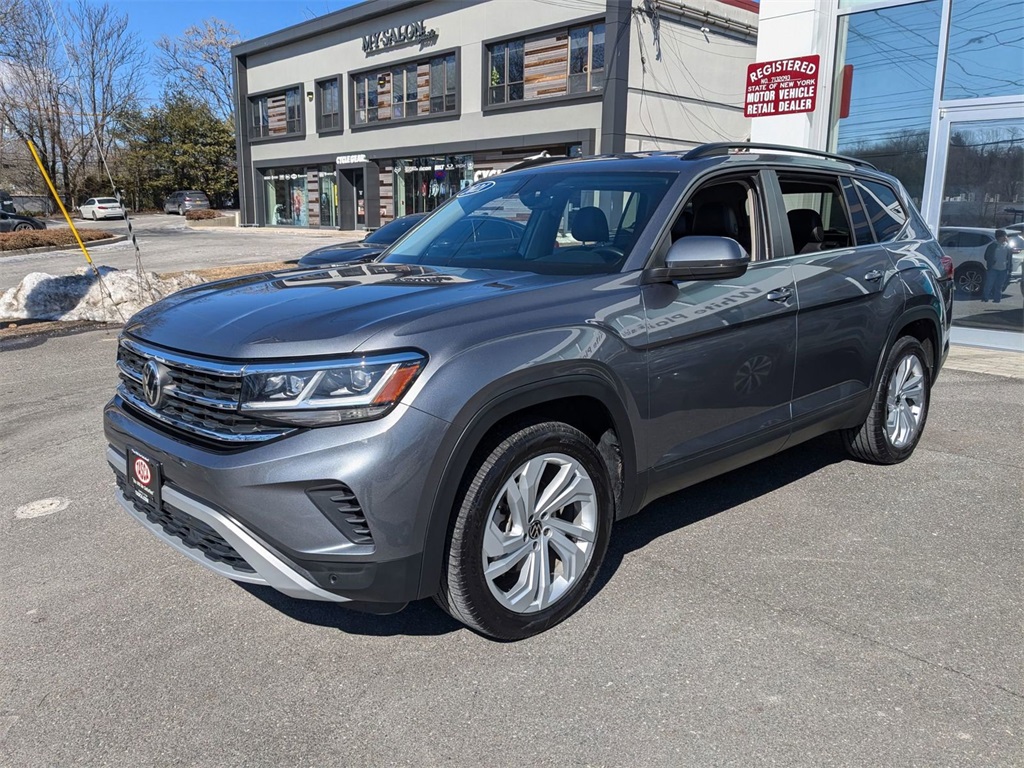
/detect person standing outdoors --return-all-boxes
[982,229,1012,303]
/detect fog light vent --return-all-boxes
[307,484,374,546]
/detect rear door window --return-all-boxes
[851,179,908,243]
[777,174,855,256]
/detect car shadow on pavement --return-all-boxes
[235,584,464,637]
[586,434,849,603]
[236,434,849,639]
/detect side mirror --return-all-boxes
[646,236,750,282]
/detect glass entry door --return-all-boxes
[927,106,1024,333]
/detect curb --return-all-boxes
[0,234,128,257]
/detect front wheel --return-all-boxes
[13,222,31,232]
[436,421,613,640]
[841,336,931,464]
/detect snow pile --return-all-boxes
[0,266,204,323]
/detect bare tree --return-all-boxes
[0,0,145,203]
[68,0,147,176]
[155,19,241,122]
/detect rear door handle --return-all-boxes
[864,269,883,282]
[766,287,793,303]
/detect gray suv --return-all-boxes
[163,190,210,215]
[105,144,953,640]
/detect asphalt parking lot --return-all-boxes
[0,326,1021,767]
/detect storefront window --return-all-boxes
[938,116,1024,331]
[942,0,1023,101]
[830,1,941,203]
[249,86,303,139]
[263,168,309,227]
[487,23,603,107]
[394,156,473,214]
[353,54,457,125]
[319,166,338,228]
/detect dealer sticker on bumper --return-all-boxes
[127,447,162,510]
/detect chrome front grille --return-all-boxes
[116,337,292,445]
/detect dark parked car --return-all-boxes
[297,213,428,267]
[0,210,46,232]
[163,190,210,215]
[106,143,952,639]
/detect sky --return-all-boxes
[101,0,360,46]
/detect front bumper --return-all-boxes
[104,392,450,604]
[109,447,351,602]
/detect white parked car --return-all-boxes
[80,197,125,221]
[938,226,1024,297]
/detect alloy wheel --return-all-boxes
[482,452,599,614]
[885,354,926,448]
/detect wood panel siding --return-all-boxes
[524,32,568,100]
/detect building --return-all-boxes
[751,0,1022,232]
[231,0,758,230]
[750,0,1022,340]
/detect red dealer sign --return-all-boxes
[744,55,820,118]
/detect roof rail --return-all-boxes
[683,142,877,170]
[504,154,571,173]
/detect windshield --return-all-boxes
[365,214,426,244]
[382,171,675,275]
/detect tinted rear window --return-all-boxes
[851,179,907,243]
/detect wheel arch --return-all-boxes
[415,373,640,600]
[877,304,943,388]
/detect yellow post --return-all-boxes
[25,139,97,271]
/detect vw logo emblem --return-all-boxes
[142,360,167,409]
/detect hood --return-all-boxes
[297,241,385,266]
[124,262,564,359]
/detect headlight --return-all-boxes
[240,351,426,426]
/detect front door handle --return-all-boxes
[766,287,793,304]
[864,269,883,282]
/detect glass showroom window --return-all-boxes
[568,23,605,94]
[829,1,941,202]
[943,0,1023,101]
[317,78,341,131]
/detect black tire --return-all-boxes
[435,421,613,640]
[841,336,931,464]
[13,222,31,232]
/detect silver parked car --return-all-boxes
[163,190,210,215]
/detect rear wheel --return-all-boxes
[91,211,97,221]
[178,205,184,216]
[841,336,930,464]
[436,421,613,640]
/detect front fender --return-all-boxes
[412,353,643,600]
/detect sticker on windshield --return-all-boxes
[457,180,496,197]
